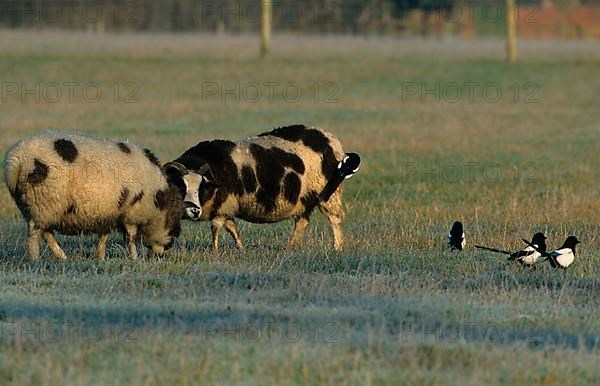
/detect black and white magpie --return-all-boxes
[319,153,361,202]
[475,232,547,266]
[522,235,580,269]
[448,221,465,251]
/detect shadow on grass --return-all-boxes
[1,298,599,351]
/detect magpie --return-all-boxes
[319,152,361,202]
[448,221,465,251]
[475,232,547,266]
[522,235,580,269]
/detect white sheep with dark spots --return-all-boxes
[3,131,189,260]
[166,125,360,251]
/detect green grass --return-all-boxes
[0,30,599,385]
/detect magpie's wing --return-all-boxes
[512,247,543,265]
[521,239,549,257]
[448,234,463,250]
[552,248,575,268]
[553,248,573,255]
[510,246,535,260]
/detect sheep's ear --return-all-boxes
[197,164,219,187]
[163,161,187,176]
[163,162,188,195]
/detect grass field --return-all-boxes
[1,30,600,385]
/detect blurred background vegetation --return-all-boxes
[1,0,598,38]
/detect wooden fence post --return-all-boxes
[261,0,272,57]
[506,0,517,63]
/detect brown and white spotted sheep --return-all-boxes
[166,125,360,251]
[3,131,189,260]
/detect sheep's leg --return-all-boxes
[123,224,139,260]
[326,215,344,252]
[95,234,109,261]
[319,191,345,252]
[224,218,244,250]
[287,216,310,250]
[27,221,41,261]
[211,217,226,251]
[42,231,68,260]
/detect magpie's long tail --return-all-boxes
[319,153,361,202]
[474,245,512,255]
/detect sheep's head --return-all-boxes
[142,184,184,255]
[163,161,218,221]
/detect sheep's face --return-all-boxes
[145,231,174,255]
[163,161,218,221]
[143,190,183,254]
[147,220,179,253]
[181,173,204,220]
[151,244,166,255]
